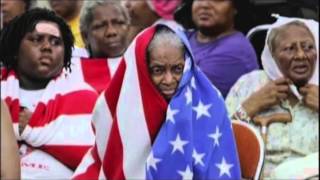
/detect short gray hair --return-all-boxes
[267,20,314,53]
[147,27,185,60]
[80,0,130,36]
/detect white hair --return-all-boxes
[80,0,130,35]
[147,27,185,57]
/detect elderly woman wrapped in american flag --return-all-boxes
[73,23,241,180]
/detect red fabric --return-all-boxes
[73,26,168,180]
[73,60,127,179]
[26,91,97,127]
[41,145,92,170]
[135,27,168,142]
[80,58,112,94]
[1,69,98,172]
[103,60,126,180]
[102,27,167,179]
[74,145,101,180]
[103,116,125,180]
[104,60,126,116]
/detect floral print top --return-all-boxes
[225,70,319,178]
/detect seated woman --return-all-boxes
[185,0,259,98]
[226,16,319,178]
[70,1,130,94]
[73,24,241,179]
[0,8,98,179]
[1,100,20,179]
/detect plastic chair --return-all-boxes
[232,120,265,180]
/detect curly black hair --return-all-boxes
[0,8,74,72]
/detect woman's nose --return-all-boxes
[295,46,307,59]
[104,24,117,38]
[195,0,208,7]
[41,39,52,51]
[163,71,174,84]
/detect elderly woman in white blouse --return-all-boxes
[226,16,319,178]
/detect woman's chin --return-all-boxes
[163,94,173,102]
[289,71,313,85]
[292,78,309,87]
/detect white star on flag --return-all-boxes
[192,100,212,120]
[185,87,192,105]
[178,165,193,180]
[191,77,196,89]
[147,152,162,171]
[215,157,234,178]
[166,105,179,124]
[192,149,205,166]
[170,134,189,154]
[209,126,222,147]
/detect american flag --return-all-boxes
[73,23,241,180]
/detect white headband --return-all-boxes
[35,22,60,37]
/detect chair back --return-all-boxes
[232,120,265,180]
[246,23,273,69]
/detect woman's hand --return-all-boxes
[299,84,319,112]
[242,78,291,118]
[19,107,32,134]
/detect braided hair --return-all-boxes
[0,8,74,72]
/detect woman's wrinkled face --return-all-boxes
[192,0,235,31]
[17,21,65,81]
[272,25,317,86]
[87,4,129,58]
[148,44,185,101]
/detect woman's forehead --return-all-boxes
[34,21,61,37]
[274,24,314,45]
[281,24,313,38]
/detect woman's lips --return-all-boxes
[292,64,308,74]
[161,89,175,97]
[39,57,53,67]
[106,40,121,48]
[198,13,211,21]
[199,12,210,17]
